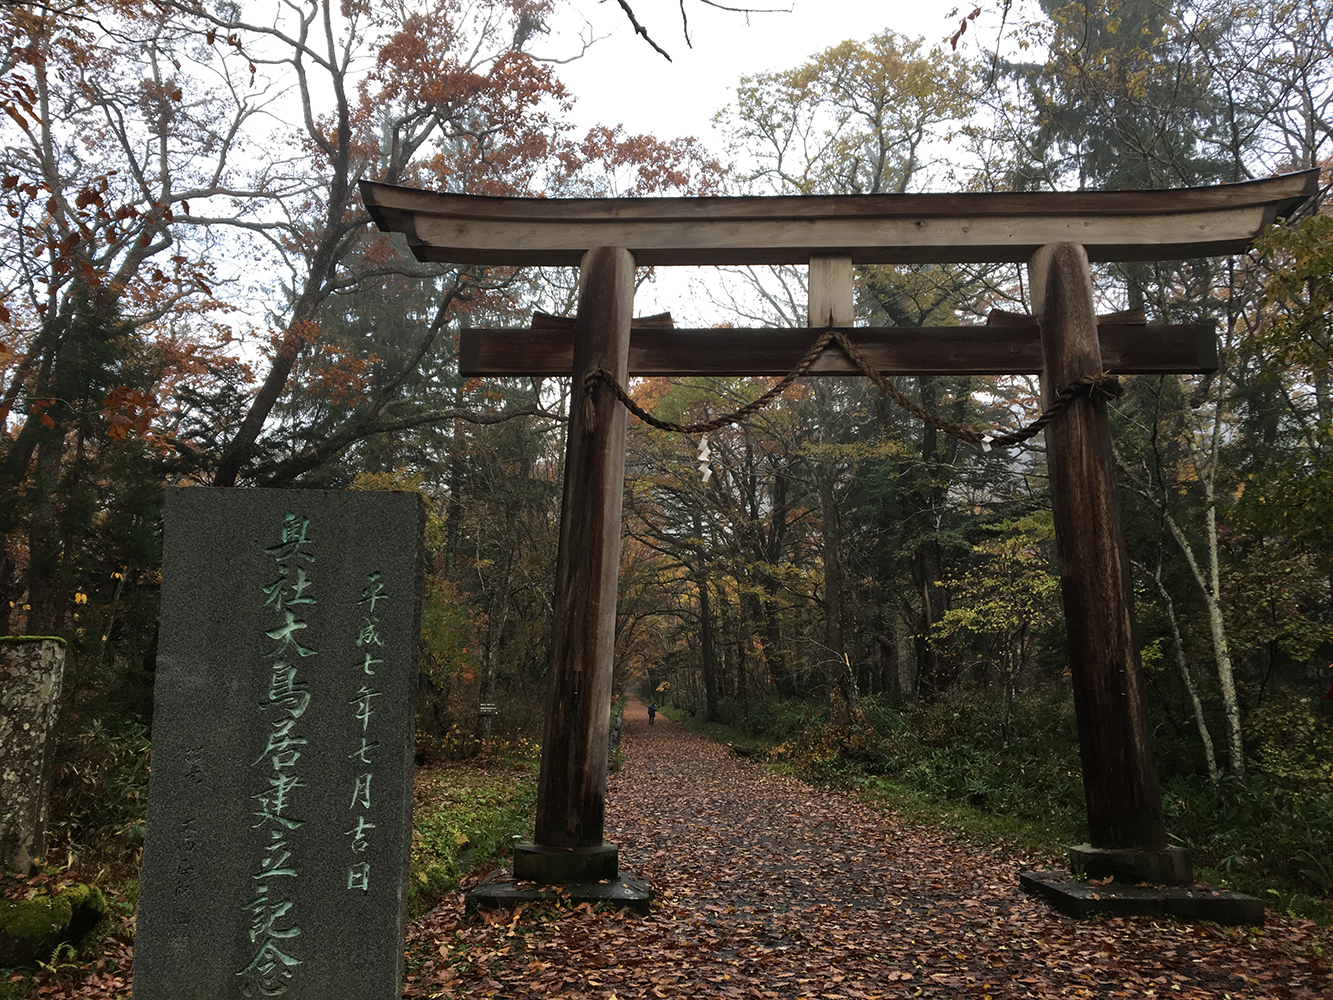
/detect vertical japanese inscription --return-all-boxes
[172,746,205,923]
[238,511,315,997]
[346,571,385,891]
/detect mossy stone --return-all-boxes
[0,883,107,968]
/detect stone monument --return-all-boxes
[135,488,424,999]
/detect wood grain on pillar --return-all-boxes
[808,256,853,328]
[534,247,635,849]
[1031,242,1167,851]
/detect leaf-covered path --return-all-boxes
[406,697,1332,999]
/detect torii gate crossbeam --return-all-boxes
[362,171,1316,919]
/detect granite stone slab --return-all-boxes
[1020,870,1264,925]
[466,869,652,916]
[135,488,424,1000]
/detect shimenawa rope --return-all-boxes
[581,327,1121,451]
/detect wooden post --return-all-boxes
[530,247,634,864]
[1031,244,1183,876]
[808,256,853,328]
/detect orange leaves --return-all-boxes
[267,319,320,363]
[3,101,32,132]
[29,395,57,429]
[100,386,159,441]
[304,342,380,405]
[1,172,41,227]
[390,706,1333,1000]
[574,125,725,198]
[74,187,103,211]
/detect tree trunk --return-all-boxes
[25,432,66,635]
[902,376,953,698]
[760,591,797,699]
[817,460,846,680]
[1149,562,1219,782]
[909,538,948,697]
[1160,505,1244,777]
[0,638,65,872]
[698,570,720,723]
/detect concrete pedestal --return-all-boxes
[1020,870,1263,925]
[466,841,651,915]
[466,869,651,916]
[512,842,620,884]
[1069,843,1193,885]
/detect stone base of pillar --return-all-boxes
[467,843,651,915]
[512,842,620,884]
[1068,843,1193,886]
[466,866,651,916]
[1019,870,1263,925]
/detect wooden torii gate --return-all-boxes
[362,171,1316,910]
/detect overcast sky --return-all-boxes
[544,0,1003,149]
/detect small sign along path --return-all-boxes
[407,697,1331,999]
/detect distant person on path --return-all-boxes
[647,703,657,726]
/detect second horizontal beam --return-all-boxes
[459,324,1217,378]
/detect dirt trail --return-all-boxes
[407,695,1332,999]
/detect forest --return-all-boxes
[2,0,1332,967]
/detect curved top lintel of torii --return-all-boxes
[359,170,1320,269]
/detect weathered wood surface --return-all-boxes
[808,255,853,327]
[1032,242,1167,851]
[460,322,1217,377]
[533,247,634,850]
[361,170,1317,267]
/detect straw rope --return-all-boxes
[582,327,1122,450]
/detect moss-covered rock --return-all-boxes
[0,882,107,968]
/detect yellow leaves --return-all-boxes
[1168,453,1201,492]
[720,29,978,197]
[931,513,1060,653]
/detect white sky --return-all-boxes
[545,0,995,146]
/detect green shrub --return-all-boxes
[44,719,151,870]
[409,736,539,914]
[1163,770,1333,919]
[1244,695,1333,792]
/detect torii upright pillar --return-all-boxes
[1031,243,1188,884]
[512,247,642,892]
